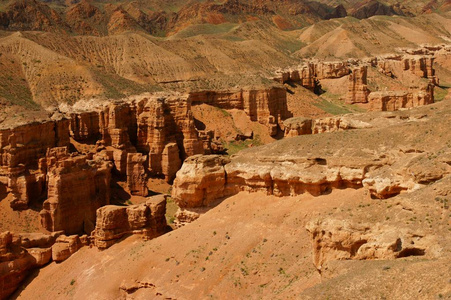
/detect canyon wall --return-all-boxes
[276,61,351,92]
[368,84,434,111]
[188,88,292,136]
[0,119,70,168]
[370,55,439,85]
[172,153,376,225]
[40,147,112,235]
[283,116,372,137]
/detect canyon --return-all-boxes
[0,1,450,299]
[1,43,450,298]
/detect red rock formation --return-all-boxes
[69,111,100,141]
[162,143,181,183]
[198,130,225,155]
[372,55,439,85]
[40,147,113,235]
[0,232,34,300]
[0,119,70,168]
[278,61,349,91]
[172,151,390,225]
[306,219,428,270]
[0,230,84,297]
[8,166,46,210]
[346,66,370,104]
[51,235,82,262]
[368,84,434,111]
[92,195,167,249]
[136,95,203,180]
[126,153,148,196]
[313,61,350,79]
[299,63,316,90]
[69,94,212,182]
[189,88,291,136]
[172,155,231,210]
[283,117,313,136]
[283,116,372,137]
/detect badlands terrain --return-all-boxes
[0,0,450,299]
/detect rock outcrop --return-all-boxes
[172,103,451,224]
[284,116,372,137]
[306,219,428,270]
[0,231,76,299]
[189,88,292,136]
[370,55,439,85]
[277,61,350,93]
[172,153,377,224]
[40,147,113,235]
[368,85,434,111]
[346,66,370,104]
[92,195,168,249]
[126,153,148,196]
[0,232,35,300]
[51,235,83,262]
[70,94,206,182]
[0,119,70,168]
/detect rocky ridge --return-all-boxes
[172,100,451,224]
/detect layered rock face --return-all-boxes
[69,111,100,142]
[0,118,71,210]
[136,96,203,180]
[172,153,376,224]
[126,153,148,196]
[346,66,370,104]
[371,55,439,85]
[277,61,350,92]
[92,195,167,249]
[0,232,35,300]
[368,85,434,111]
[306,220,428,270]
[0,231,85,299]
[172,104,451,224]
[284,116,372,137]
[313,61,350,80]
[70,95,205,182]
[0,119,70,168]
[40,147,112,235]
[189,88,292,136]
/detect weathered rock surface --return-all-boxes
[172,102,451,223]
[172,153,377,224]
[0,232,34,300]
[0,231,64,299]
[283,115,372,137]
[40,147,113,235]
[126,153,148,196]
[368,84,434,111]
[92,195,168,249]
[51,235,82,263]
[277,61,350,93]
[347,66,370,104]
[370,55,439,85]
[306,219,429,270]
[189,88,292,136]
[0,118,70,168]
